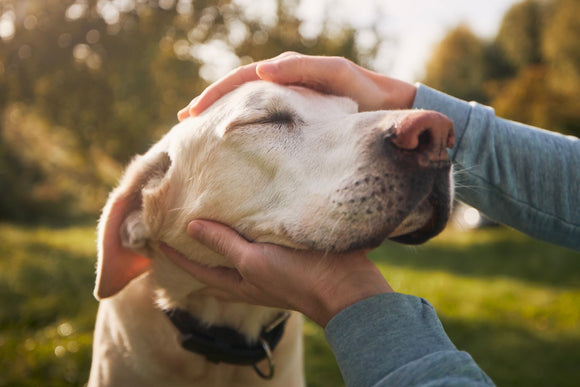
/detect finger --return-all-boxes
[187,220,255,265]
[188,63,261,117]
[257,54,352,94]
[177,107,189,121]
[177,97,198,121]
[160,242,243,289]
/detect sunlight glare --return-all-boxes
[0,11,15,41]
[463,207,482,229]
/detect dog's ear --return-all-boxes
[94,151,172,300]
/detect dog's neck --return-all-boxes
[149,245,284,343]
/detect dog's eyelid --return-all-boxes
[260,110,302,128]
[264,110,295,123]
[225,110,302,133]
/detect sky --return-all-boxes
[294,0,523,82]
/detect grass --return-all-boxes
[0,223,579,386]
[0,224,97,386]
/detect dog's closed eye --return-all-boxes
[257,111,301,130]
[226,110,301,132]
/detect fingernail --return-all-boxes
[178,97,200,120]
[257,62,278,78]
[187,221,204,238]
[177,108,188,121]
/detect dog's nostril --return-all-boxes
[385,111,454,163]
[416,130,432,152]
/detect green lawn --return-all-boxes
[0,223,578,386]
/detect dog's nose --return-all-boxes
[388,111,454,166]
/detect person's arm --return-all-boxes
[413,85,580,251]
[162,220,494,386]
[326,293,494,387]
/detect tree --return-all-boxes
[543,0,580,94]
[423,0,580,137]
[423,25,487,102]
[495,0,545,69]
[491,0,580,136]
[0,0,383,222]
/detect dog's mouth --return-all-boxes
[315,165,452,253]
[388,191,451,245]
[387,165,452,245]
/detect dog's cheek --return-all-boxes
[141,173,175,242]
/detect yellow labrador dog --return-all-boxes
[89,81,454,386]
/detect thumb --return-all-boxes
[160,242,243,291]
[187,220,253,265]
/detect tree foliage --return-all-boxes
[542,0,580,94]
[423,25,487,102]
[496,0,544,69]
[423,0,580,138]
[0,0,381,222]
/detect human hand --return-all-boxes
[161,220,393,327]
[177,52,417,120]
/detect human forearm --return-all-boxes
[413,84,580,251]
[326,293,494,387]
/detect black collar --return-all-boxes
[164,308,289,379]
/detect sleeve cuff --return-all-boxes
[412,83,487,162]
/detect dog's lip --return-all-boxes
[387,192,450,245]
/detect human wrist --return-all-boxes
[398,80,418,109]
[385,78,417,110]
[308,279,394,327]
[371,71,417,110]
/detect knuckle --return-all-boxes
[331,57,353,80]
[279,51,299,58]
[236,249,256,272]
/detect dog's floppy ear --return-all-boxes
[95,151,172,300]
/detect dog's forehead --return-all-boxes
[231,81,358,115]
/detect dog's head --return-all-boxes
[95,81,454,301]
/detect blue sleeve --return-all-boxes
[412,84,580,252]
[325,293,494,387]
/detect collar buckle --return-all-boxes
[252,337,275,379]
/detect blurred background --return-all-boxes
[0,0,579,386]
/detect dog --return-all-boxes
[88,81,454,386]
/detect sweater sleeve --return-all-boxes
[412,84,580,252]
[325,293,494,387]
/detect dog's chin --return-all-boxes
[333,214,447,253]
[294,199,450,253]
[344,192,451,250]
[388,195,450,245]
[388,214,446,245]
